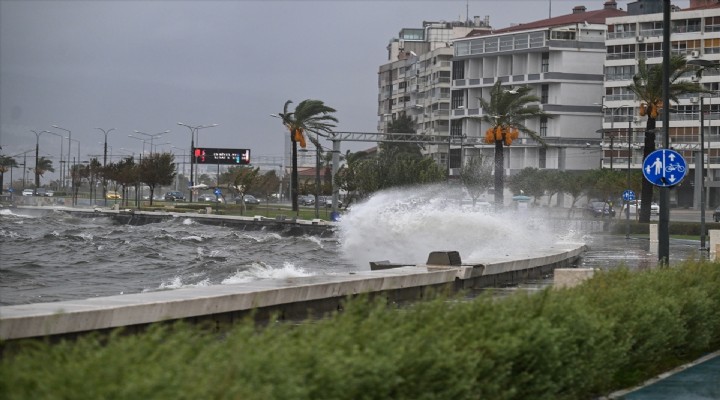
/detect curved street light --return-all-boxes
[177,122,218,202]
[134,130,169,154]
[96,128,115,205]
[51,125,71,188]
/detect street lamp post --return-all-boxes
[45,131,64,190]
[96,128,115,206]
[134,130,169,154]
[51,125,71,188]
[128,135,150,159]
[29,130,45,195]
[700,96,707,252]
[177,123,218,202]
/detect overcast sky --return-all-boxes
[0,0,689,176]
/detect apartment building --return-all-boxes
[604,0,720,208]
[378,18,491,168]
[448,2,626,180]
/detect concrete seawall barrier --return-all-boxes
[0,241,586,342]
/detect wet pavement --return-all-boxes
[612,351,720,400]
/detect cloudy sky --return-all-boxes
[0,0,688,178]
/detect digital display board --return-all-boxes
[192,148,251,165]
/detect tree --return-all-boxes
[381,114,423,157]
[508,167,545,204]
[477,80,550,208]
[110,157,138,207]
[627,55,703,222]
[34,157,55,188]
[219,166,260,213]
[138,152,176,206]
[0,155,18,194]
[459,154,493,206]
[277,99,338,212]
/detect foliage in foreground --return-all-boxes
[1,261,719,400]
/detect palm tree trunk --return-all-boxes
[639,118,657,223]
[291,137,299,212]
[494,140,504,208]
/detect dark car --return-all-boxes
[164,191,185,201]
[586,201,615,218]
[714,206,720,222]
[235,195,260,205]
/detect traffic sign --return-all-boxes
[214,188,221,196]
[642,149,687,187]
[622,190,636,202]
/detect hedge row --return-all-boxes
[1,262,719,400]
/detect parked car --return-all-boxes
[624,200,659,216]
[317,195,343,208]
[22,188,34,196]
[106,190,122,200]
[164,191,185,201]
[586,201,615,218]
[714,206,720,222]
[197,193,221,203]
[243,195,260,205]
[298,195,315,206]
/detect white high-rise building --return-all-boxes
[378,18,492,168]
[604,0,720,208]
[449,2,626,178]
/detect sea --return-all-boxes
[0,186,703,307]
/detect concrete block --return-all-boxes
[554,268,595,289]
[427,251,462,266]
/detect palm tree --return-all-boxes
[627,55,704,222]
[277,99,338,212]
[477,80,550,208]
[0,155,18,194]
[34,157,54,187]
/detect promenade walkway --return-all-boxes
[610,351,720,399]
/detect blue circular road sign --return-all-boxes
[622,190,636,202]
[642,149,687,187]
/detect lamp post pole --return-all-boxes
[627,120,632,239]
[658,0,671,264]
[45,131,64,190]
[134,130,169,154]
[52,125,71,188]
[96,128,115,206]
[29,130,43,195]
[700,96,707,252]
[178,123,218,203]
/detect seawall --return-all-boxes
[0,239,586,342]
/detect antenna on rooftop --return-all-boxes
[549,0,552,19]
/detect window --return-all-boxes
[706,16,720,32]
[539,147,546,169]
[539,117,548,137]
[639,42,662,59]
[705,38,720,54]
[540,84,549,104]
[541,52,549,73]
[451,90,464,109]
[605,65,636,81]
[450,119,462,137]
[550,30,576,40]
[607,44,636,60]
[452,61,465,80]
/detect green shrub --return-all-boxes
[2,261,719,399]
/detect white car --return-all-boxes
[625,200,659,215]
[22,188,34,196]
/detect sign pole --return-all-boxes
[659,0,671,264]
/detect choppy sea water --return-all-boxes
[0,209,356,306]
[0,185,703,307]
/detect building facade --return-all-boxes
[378,19,491,168]
[449,2,626,179]
[603,0,720,208]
